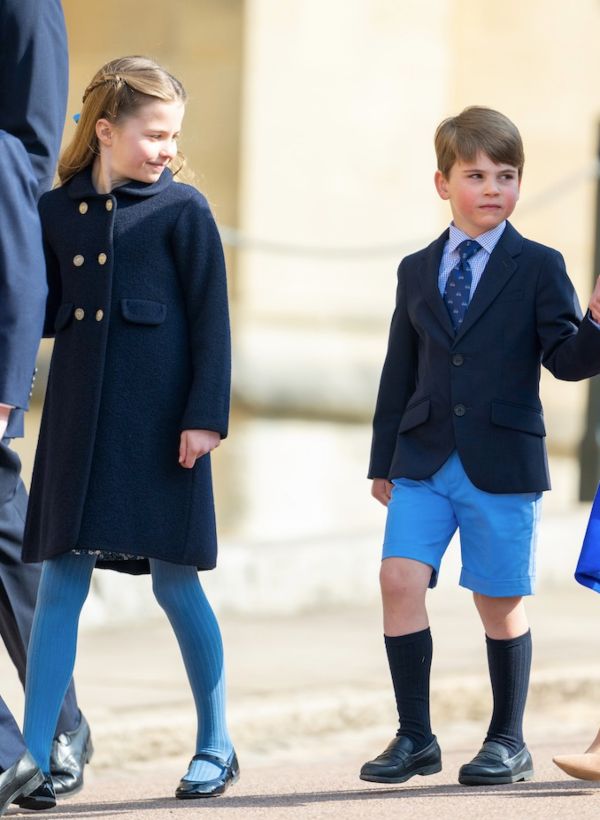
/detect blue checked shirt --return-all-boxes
[438,221,506,299]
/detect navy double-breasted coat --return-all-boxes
[22,167,231,574]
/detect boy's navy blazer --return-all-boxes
[369,222,600,493]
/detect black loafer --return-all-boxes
[0,750,44,817]
[13,774,56,811]
[50,712,93,796]
[175,749,240,799]
[458,741,534,785]
[360,736,442,784]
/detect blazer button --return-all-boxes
[73,254,84,267]
[454,403,466,417]
[95,309,104,322]
[452,353,464,366]
[78,202,88,214]
[105,199,114,211]
[74,308,85,321]
[98,253,107,265]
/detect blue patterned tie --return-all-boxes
[443,239,481,331]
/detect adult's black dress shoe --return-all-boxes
[360,736,442,784]
[458,741,533,785]
[12,773,55,812]
[50,712,93,796]
[175,750,240,799]
[0,750,44,816]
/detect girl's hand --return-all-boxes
[179,429,221,468]
[372,477,394,507]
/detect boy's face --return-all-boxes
[434,151,521,237]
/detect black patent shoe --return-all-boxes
[13,774,56,811]
[50,712,93,796]
[458,741,533,785]
[0,751,44,817]
[175,749,240,799]
[360,735,442,783]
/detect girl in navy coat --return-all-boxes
[21,56,238,804]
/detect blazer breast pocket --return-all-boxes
[495,289,525,304]
[397,397,430,433]
[120,299,167,326]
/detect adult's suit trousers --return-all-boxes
[0,441,79,769]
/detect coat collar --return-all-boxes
[419,221,524,342]
[66,165,174,200]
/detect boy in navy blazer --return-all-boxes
[360,107,600,788]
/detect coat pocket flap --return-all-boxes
[398,398,430,433]
[121,299,167,325]
[54,302,75,332]
[491,400,546,436]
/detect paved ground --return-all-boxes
[3,579,600,818]
[6,746,599,820]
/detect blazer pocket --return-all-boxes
[121,299,167,326]
[495,289,525,303]
[398,398,430,433]
[54,302,75,332]
[491,399,546,437]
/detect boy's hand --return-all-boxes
[590,276,600,323]
[372,478,394,506]
[179,429,220,468]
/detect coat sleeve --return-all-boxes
[38,198,63,338]
[0,0,68,197]
[172,192,231,437]
[0,134,47,409]
[368,260,418,478]
[537,248,600,381]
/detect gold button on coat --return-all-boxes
[95,309,104,322]
[74,308,85,320]
[78,202,88,214]
[98,253,107,265]
[105,199,113,211]
[73,254,84,267]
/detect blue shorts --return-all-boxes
[382,451,542,597]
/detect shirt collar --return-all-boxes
[448,221,506,255]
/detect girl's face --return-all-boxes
[97,99,185,187]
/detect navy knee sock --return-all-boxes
[484,629,531,755]
[150,559,232,781]
[385,627,434,750]
[23,553,96,772]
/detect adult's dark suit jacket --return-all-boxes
[0,0,68,198]
[0,0,68,437]
[369,222,600,494]
[0,0,74,771]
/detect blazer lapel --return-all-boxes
[419,230,455,339]
[455,222,523,341]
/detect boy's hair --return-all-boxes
[58,55,187,184]
[434,106,524,179]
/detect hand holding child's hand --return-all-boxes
[372,478,394,507]
[179,429,221,468]
[589,276,600,323]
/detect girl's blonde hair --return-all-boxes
[58,55,187,183]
